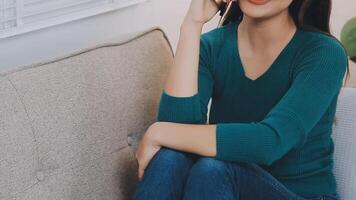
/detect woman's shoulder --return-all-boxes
[293,29,348,71]
[292,29,348,79]
[297,29,347,57]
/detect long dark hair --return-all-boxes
[221,0,351,86]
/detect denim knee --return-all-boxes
[188,157,231,179]
[183,157,236,200]
[151,147,196,166]
[133,148,197,200]
[143,147,197,177]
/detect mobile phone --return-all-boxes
[218,1,234,27]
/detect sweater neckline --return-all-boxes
[230,21,301,82]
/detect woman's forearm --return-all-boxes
[150,122,217,157]
[163,17,204,97]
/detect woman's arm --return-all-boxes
[135,1,227,180]
[150,122,217,157]
[156,0,226,124]
[164,18,203,97]
[163,0,224,97]
[156,19,214,124]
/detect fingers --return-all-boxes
[215,0,231,3]
[213,0,226,7]
[218,0,237,4]
[138,166,145,181]
[214,0,236,11]
[135,151,146,181]
[137,159,147,181]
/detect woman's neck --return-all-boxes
[238,10,297,50]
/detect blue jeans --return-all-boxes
[133,147,340,200]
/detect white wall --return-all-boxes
[331,1,356,86]
[0,0,355,85]
[0,0,219,71]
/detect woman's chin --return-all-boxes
[239,1,273,19]
[242,10,271,20]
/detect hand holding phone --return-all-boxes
[217,1,234,27]
[184,0,233,26]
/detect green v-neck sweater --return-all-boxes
[156,21,348,198]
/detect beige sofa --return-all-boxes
[0,27,172,200]
[0,27,355,200]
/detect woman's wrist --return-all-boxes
[146,122,164,147]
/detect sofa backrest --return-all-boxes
[0,27,173,200]
[332,87,356,200]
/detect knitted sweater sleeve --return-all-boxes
[156,35,214,124]
[214,39,348,165]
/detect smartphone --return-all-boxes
[218,1,234,27]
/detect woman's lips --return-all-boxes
[247,0,269,5]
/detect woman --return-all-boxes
[133,0,350,199]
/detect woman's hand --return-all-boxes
[135,123,162,181]
[184,0,236,26]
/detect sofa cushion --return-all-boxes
[332,87,356,200]
[0,77,38,199]
[0,26,173,200]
